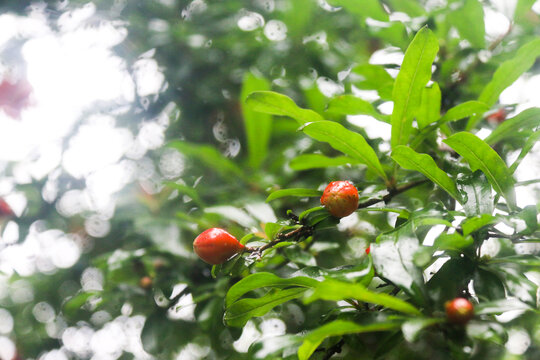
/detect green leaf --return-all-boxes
[474,268,506,301]
[297,320,401,360]
[515,0,537,21]
[510,131,540,174]
[484,108,540,145]
[391,146,462,202]
[417,83,441,129]
[391,27,439,148]
[305,278,422,315]
[225,272,318,308]
[439,101,489,125]
[302,121,388,181]
[224,287,308,327]
[457,171,493,216]
[245,91,324,125]
[468,38,540,129]
[401,318,443,342]
[168,141,244,178]
[443,132,516,210]
[351,64,394,99]
[449,0,485,48]
[489,255,540,267]
[63,291,100,316]
[266,188,322,202]
[433,233,473,251]
[371,222,426,304]
[289,154,361,170]
[384,0,426,17]
[241,73,272,169]
[462,214,498,236]
[475,298,531,315]
[327,0,389,21]
[164,181,204,206]
[326,95,389,123]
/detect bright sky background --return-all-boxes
[0,1,539,359]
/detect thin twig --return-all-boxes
[322,338,345,360]
[358,179,429,209]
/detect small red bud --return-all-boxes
[0,198,14,218]
[486,108,506,124]
[321,181,359,218]
[365,246,370,255]
[445,297,474,325]
[193,228,245,265]
[139,276,153,289]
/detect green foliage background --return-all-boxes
[1,0,540,359]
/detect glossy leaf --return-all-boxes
[245,91,323,125]
[433,233,473,251]
[417,83,441,129]
[444,132,516,210]
[439,101,489,125]
[391,146,462,202]
[289,154,361,170]
[475,298,531,315]
[241,73,272,169]
[391,27,439,148]
[457,171,493,216]
[225,272,318,307]
[224,287,308,327]
[326,95,389,122]
[302,121,388,180]
[510,131,540,174]
[484,108,540,145]
[371,222,425,304]
[468,38,540,129]
[462,214,498,236]
[401,318,443,342]
[351,64,394,99]
[297,320,401,360]
[266,188,322,202]
[474,268,506,301]
[305,278,422,315]
[449,0,485,48]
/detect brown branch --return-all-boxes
[358,179,429,209]
[245,179,428,257]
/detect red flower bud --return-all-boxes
[0,198,14,218]
[365,246,370,255]
[139,276,153,290]
[445,297,474,325]
[320,181,359,218]
[486,108,506,124]
[193,228,245,265]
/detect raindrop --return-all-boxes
[213,121,228,142]
[222,139,241,158]
[264,20,287,41]
[237,11,265,31]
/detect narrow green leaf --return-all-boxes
[449,0,485,48]
[302,121,388,181]
[384,0,426,17]
[241,73,271,169]
[439,101,489,124]
[225,272,318,307]
[351,64,394,99]
[326,95,389,123]
[266,188,322,202]
[489,255,540,267]
[417,83,441,129]
[484,108,540,145]
[510,131,540,174]
[327,0,389,21]
[468,38,540,129]
[391,27,439,148]
[443,132,516,210]
[433,233,473,251]
[305,278,422,315]
[168,141,244,178]
[391,146,462,202]
[475,298,531,315]
[245,91,324,125]
[514,0,536,21]
[462,214,498,236]
[298,320,401,360]
[289,154,361,170]
[224,287,308,327]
